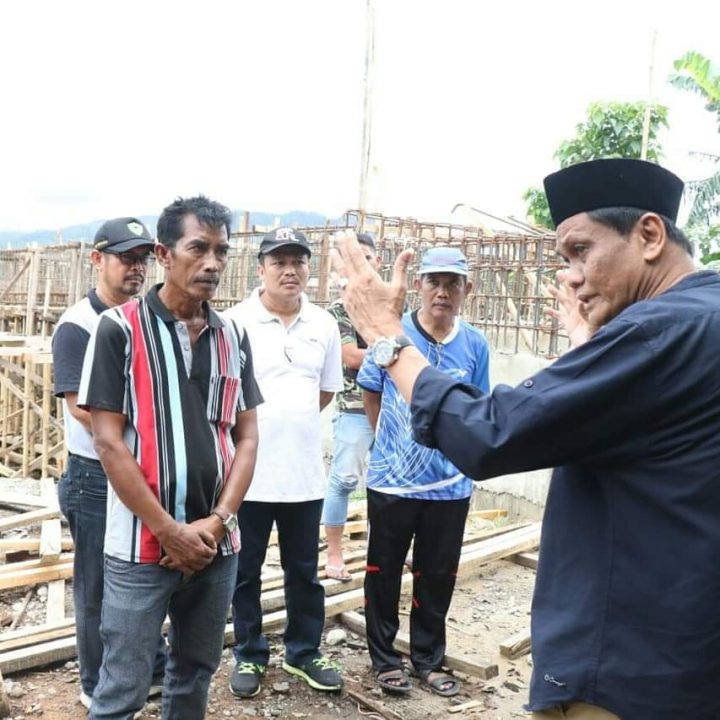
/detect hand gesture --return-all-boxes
[545,271,591,348]
[157,520,217,573]
[331,231,413,344]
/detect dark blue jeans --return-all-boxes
[57,454,166,697]
[231,500,325,667]
[90,553,237,720]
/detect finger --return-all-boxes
[336,231,372,274]
[390,248,414,290]
[330,247,347,279]
[198,530,217,551]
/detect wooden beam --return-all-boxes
[46,580,66,624]
[0,554,74,575]
[499,628,532,659]
[0,507,60,533]
[0,492,47,509]
[0,538,73,554]
[341,611,498,681]
[39,478,61,564]
[0,560,73,591]
[508,551,538,570]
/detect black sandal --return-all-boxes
[376,667,412,694]
[415,667,460,697]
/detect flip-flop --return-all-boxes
[415,668,460,697]
[325,564,352,582]
[377,667,412,694]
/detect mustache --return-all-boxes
[196,275,220,284]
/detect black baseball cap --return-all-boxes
[357,232,375,250]
[258,227,312,257]
[544,159,684,228]
[93,217,155,253]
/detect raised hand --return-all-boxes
[331,230,413,343]
[545,270,592,348]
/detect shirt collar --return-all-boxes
[88,288,110,315]
[410,310,460,345]
[145,283,223,329]
[249,286,310,324]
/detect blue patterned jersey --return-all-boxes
[357,311,489,500]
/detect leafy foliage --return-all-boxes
[669,51,720,251]
[524,102,668,229]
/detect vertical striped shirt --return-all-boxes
[78,284,263,563]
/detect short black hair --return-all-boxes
[587,207,692,256]
[157,196,232,249]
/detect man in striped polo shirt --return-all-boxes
[79,196,263,719]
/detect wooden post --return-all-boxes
[24,249,39,337]
[317,232,331,304]
[40,275,51,339]
[21,354,32,478]
[41,362,52,477]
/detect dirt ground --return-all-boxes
[2,559,535,720]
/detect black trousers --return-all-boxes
[231,499,325,667]
[364,489,470,673]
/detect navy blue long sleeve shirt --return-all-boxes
[411,271,720,719]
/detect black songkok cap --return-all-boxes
[543,158,684,227]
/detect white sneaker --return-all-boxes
[79,691,92,709]
[148,683,163,697]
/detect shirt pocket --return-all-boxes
[207,374,241,426]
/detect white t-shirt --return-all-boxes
[223,289,343,502]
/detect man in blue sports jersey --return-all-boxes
[357,246,489,697]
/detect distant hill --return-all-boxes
[0,209,336,249]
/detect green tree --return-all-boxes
[524,101,668,229]
[669,51,720,248]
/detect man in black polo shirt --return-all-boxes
[333,159,720,719]
[53,217,166,710]
[79,196,263,720]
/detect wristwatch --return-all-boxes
[210,507,238,535]
[372,335,413,368]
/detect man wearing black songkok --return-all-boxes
[332,158,720,720]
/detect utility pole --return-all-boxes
[640,29,658,161]
[358,0,375,212]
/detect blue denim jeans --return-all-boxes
[89,552,237,720]
[232,500,324,667]
[322,412,374,527]
[57,454,166,698]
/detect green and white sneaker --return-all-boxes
[230,661,266,698]
[282,656,343,691]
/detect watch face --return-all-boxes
[225,514,238,533]
[373,339,396,367]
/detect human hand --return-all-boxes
[157,520,217,573]
[545,270,592,348]
[331,231,413,344]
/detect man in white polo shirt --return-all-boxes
[223,227,344,699]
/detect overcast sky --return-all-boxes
[0,0,718,232]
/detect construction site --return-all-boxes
[0,209,562,718]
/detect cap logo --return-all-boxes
[127,222,145,236]
[275,228,298,242]
[95,239,108,249]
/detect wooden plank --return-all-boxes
[0,507,60,532]
[0,619,76,653]
[0,553,74,575]
[39,478,61,564]
[341,611,498,681]
[0,635,78,674]
[509,551,538,570]
[345,686,404,720]
[0,539,73,554]
[46,580,66,623]
[499,628,532,659]
[0,492,46,509]
[0,560,73,591]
